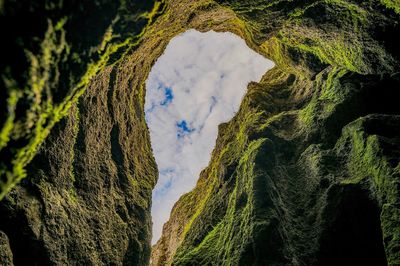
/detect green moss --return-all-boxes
[261,37,293,71]
[174,139,270,265]
[0,0,166,200]
[279,29,365,73]
[153,1,400,264]
[299,67,348,126]
[236,0,394,74]
[69,105,80,186]
[69,187,78,203]
[180,176,217,239]
[380,0,400,14]
[0,90,19,151]
[289,0,368,24]
[335,116,400,265]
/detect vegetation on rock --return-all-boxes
[0,0,164,265]
[1,0,399,265]
[0,0,165,199]
[151,0,400,265]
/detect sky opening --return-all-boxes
[144,29,275,244]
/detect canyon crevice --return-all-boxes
[1,0,399,265]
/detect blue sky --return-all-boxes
[144,30,274,244]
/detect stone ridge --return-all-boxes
[151,0,400,265]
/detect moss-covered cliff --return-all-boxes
[0,0,164,265]
[151,0,400,265]
[1,0,399,265]
[0,0,166,199]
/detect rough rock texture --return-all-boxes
[0,231,13,265]
[0,0,164,265]
[1,0,400,265]
[0,0,163,199]
[0,0,263,264]
[151,0,400,265]
[0,66,158,264]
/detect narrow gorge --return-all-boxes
[1,0,399,265]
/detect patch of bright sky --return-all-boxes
[145,29,274,244]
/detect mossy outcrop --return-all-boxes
[0,0,164,265]
[1,0,400,265]
[151,0,400,265]
[0,0,165,199]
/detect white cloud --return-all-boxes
[145,29,274,244]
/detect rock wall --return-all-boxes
[0,0,163,265]
[151,0,400,265]
[0,231,13,266]
[1,0,399,265]
[0,0,164,199]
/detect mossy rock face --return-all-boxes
[0,0,164,265]
[0,0,164,199]
[164,73,399,266]
[1,0,400,265]
[150,0,400,266]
